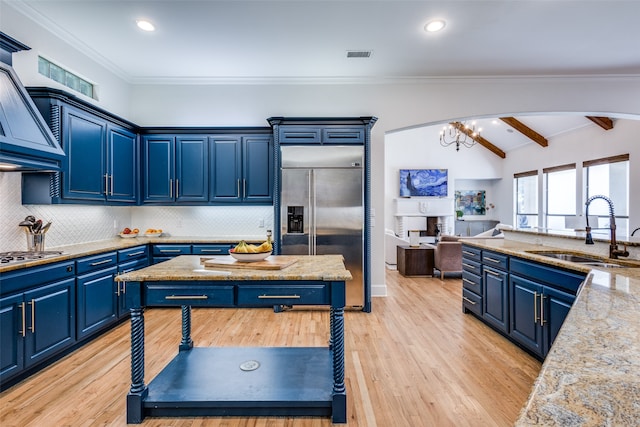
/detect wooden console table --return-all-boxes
[117,255,351,424]
[397,245,435,277]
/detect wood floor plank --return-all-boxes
[0,270,541,426]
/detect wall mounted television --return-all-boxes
[399,169,448,197]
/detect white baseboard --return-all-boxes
[371,282,387,297]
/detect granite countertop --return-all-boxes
[116,254,352,282]
[461,239,640,426]
[0,235,265,273]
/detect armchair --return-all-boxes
[434,236,463,280]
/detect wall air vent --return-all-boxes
[346,50,372,58]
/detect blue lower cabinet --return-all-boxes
[76,266,118,339]
[237,283,329,306]
[192,244,234,256]
[482,266,509,333]
[509,275,544,356]
[542,285,575,353]
[1,280,76,382]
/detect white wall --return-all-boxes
[2,5,640,297]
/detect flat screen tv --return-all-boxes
[399,169,448,197]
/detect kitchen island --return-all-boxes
[116,254,351,424]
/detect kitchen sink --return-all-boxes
[530,252,602,263]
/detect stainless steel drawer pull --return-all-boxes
[127,251,145,257]
[19,302,26,337]
[462,251,477,256]
[462,278,476,285]
[28,299,35,332]
[165,295,208,300]
[258,294,301,299]
[160,249,183,253]
[90,259,113,266]
[200,249,223,253]
[462,297,477,305]
[462,263,476,270]
[486,269,501,277]
[485,257,501,263]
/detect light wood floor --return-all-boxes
[0,271,541,426]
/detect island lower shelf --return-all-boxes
[143,347,334,418]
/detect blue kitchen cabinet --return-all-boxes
[461,245,482,316]
[142,135,208,203]
[62,105,106,200]
[76,252,118,340]
[209,135,272,203]
[481,250,509,334]
[23,88,139,204]
[0,260,76,384]
[276,125,364,145]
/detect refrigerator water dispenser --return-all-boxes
[287,206,304,233]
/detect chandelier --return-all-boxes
[439,121,482,151]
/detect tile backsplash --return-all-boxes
[0,173,274,252]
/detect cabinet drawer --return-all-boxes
[237,284,329,306]
[321,127,364,144]
[152,245,191,256]
[461,258,481,275]
[461,245,482,261]
[462,270,482,295]
[118,245,149,262]
[1,261,75,295]
[278,127,321,144]
[462,288,482,316]
[76,252,117,275]
[510,258,586,295]
[192,244,234,255]
[145,284,234,306]
[482,250,509,271]
[118,258,149,274]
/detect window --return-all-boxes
[544,163,576,230]
[514,170,538,228]
[38,56,95,99]
[584,154,629,236]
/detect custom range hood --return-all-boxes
[0,32,64,171]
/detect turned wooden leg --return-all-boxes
[127,307,148,424]
[331,306,346,423]
[179,305,194,351]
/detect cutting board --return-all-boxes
[201,255,298,270]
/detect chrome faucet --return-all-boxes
[584,195,629,259]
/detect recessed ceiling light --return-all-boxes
[136,20,155,32]
[424,19,446,33]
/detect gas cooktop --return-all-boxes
[0,251,64,264]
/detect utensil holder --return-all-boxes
[26,231,45,252]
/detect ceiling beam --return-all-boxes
[451,122,506,159]
[500,117,548,147]
[586,116,614,130]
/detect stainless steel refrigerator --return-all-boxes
[280,145,364,308]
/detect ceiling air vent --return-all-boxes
[346,50,372,58]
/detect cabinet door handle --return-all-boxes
[533,291,539,323]
[28,299,35,332]
[19,302,26,337]
[127,251,145,257]
[485,269,501,277]
[200,249,223,253]
[462,278,476,286]
[176,179,179,198]
[116,282,127,296]
[165,295,208,300]
[462,296,477,305]
[91,259,113,266]
[258,294,301,299]
[540,295,546,325]
[169,179,173,198]
[462,263,476,270]
[159,249,182,253]
[484,257,501,264]
[104,174,109,195]
[236,179,241,198]
[243,179,246,198]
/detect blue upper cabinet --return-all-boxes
[142,134,210,204]
[23,88,139,205]
[209,134,272,203]
[176,136,208,202]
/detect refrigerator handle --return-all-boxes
[309,169,315,255]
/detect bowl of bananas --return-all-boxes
[229,240,273,262]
